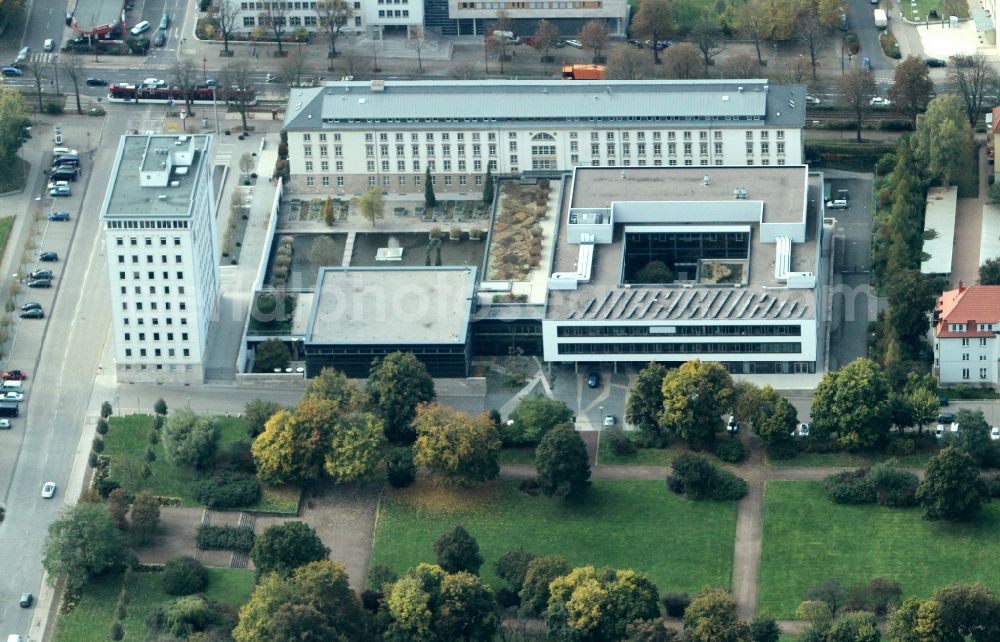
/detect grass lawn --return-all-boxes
[53,568,254,642]
[596,437,675,466]
[498,447,536,465]
[759,481,1000,618]
[104,414,300,513]
[0,217,13,262]
[371,480,737,594]
[769,450,933,468]
[0,157,28,193]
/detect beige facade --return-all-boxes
[447,0,629,35]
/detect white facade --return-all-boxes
[282,80,807,196]
[233,0,424,37]
[934,285,1000,388]
[445,0,629,35]
[936,334,1000,385]
[100,135,221,384]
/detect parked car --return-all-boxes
[43,38,54,52]
[0,419,11,430]
[870,96,892,107]
[587,372,601,388]
[992,426,1000,441]
[627,39,644,48]
[159,13,170,29]
[925,58,947,67]
[794,423,810,438]
[19,309,44,319]
[938,395,950,407]
[727,416,739,433]
[1,391,24,402]
[20,302,41,312]
[130,20,151,35]
[826,199,849,209]
[564,39,582,48]
[39,251,59,262]
[85,77,107,86]
[2,370,27,380]
[47,211,69,221]
[48,184,71,197]
[153,31,166,46]
[603,414,616,427]
[41,481,56,498]
[19,593,32,608]
[805,94,821,105]
[15,46,29,63]
[937,412,956,425]
[1,66,23,77]
[29,269,52,280]
[27,279,51,288]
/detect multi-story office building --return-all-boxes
[234,0,424,39]
[282,79,806,196]
[434,0,629,36]
[934,284,1000,387]
[100,134,221,384]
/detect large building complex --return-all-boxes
[282,79,807,196]
[934,284,1000,387]
[100,134,221,384]
[542,165,826,374]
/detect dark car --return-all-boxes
[926,58,947,67]
[29,269,52,280]
[627,39,644,48]
[937,412,956,425]
[85,77,107,86]
[39,251,59,262]
[19,308,44,319]
[48,211,70,221]
[19,592,33,608]
[2,66,23,77]
[587,372,601,388]
[20,302,41,312]
[27,279,51,288]
[153,31,166,47]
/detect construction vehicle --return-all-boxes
[561,64,607,80]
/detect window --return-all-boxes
[962,338,970,346]
[322,176,330,186]
[963,368,970,379]
[444,176,452,185]
[981,368,988,379]
[337,176,344,186]
[980,338,988,346]
[336,161,343,172]
[475,175,483,185]
[963,353,970,361]
[714,143,723,154]
[305,176,314,187]
[368,176,376,186]
[305,161,313,171]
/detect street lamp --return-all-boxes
[115,394,120,416]
[203,56,207,83]
[598,405,604,429]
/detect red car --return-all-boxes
[2,370,27,381]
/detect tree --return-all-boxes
[61,52,86,115]
[256,338,291,372]
[917,446,989,521]
[147,595,224,638]
[907,385,940,434]
[749,614,780,642]
[519,555,570,615]
[738,0,772,65]
[691,10,726,71]
[631,0,673,64]
[885,269,939,350]
[796,600,833,632]
[634,260,674,283]
[367,351,435,442]
[840,68,877,143]
[251,521,330,578]
[220,61,258,132]
[0,87,28,169]
[130,490,161,545]
[746,385,797,447]
[795,5,824,80]
[809,358,890,449]
[252,409,317,484]
[490,10,514,73]
[546,566,661,642]
[261,0,290,55]
[322,195,336,226]
[808,579,846,616]
[424,166,437,208]
[950,409,995,467]
[413,403,500,486]
[324,412,386,481]
[723,53,761,80]
[305,366,366,409]
[625,363,667,446]
[154,398,169,416]
[890,56,935,124]
[384,564,499,642]
[23,56,47,112]
[827,611,880,642]
[244,399,284,438]
[661,42,704,80]
[505,395,574,446]
[234,560,369,642]
[43,503,128,592]
[817,0,846,29]
[433,526,483,574]
[887,597,944,642]
[358,186,385,227]
[211,0,241,56]
[309,236,338,268]
[162,556,209,595]
[494,548,537,593]
[162,410,219,469]
[980,257,1000,284]
[280,50,310,87]
[627,620,679,641]
[170,59,199,118]
[913,94,973,186]
[607,46,654,80]
[316,0,352,58]
[532,19,561,66]
[933,582,1000,641]
[578,19,610,63]
[482,166,494,203]
[949,52,998,126]
[684,589,751,642]
[660,360,735,449]
[535,423,591,498]
[107,488,129,531]
[436,571,501,641]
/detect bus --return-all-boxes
[107,83,256,106]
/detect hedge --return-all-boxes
[195,524,256,552]
[192,472,262,509]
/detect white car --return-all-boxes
[992,426,1000,441]
[727,416,739,433]
[0,419,10,430]
[870,96,892,107]
[564,39,583,49]
[794,423,810,437]
[826,199,849,210]
[142,77,166,87]
[603,414,616,427]
[43,38,54,52]
[41,482,56,498]
[805,94,821,105]
[1,391,24,402]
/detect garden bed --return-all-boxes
[349,232,486,268]
[485,181,551,281]
[263,233,347,289]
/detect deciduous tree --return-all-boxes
[358,186,385,226]
[43,503,128,592]
[304,367,366,408]
[796,5,824,80]
[625,363,667,446]
[494,548,537,593]
[917,446,989,520]
[949,52,998,126]
[130,490,161,545]
[413,403,500,486]
[980,256,1000,284]
[244,399,284,438]
[631,0,673,64]
[162,410,219,469]
[532,19,561,65]
[913,94,973,186]
[505,395,573,446]
[578,19,610,63]
[220,61,257,132]
[545,566,661,641]
[691,10,726,71]
[252,408,324,484]
[367,351,435,442]
[684,589,752,642]
[660,42,704,80]
[433,525,483,574]
[738,0,772,64]
[749,614,780,642]
[660,360,735,449]
[535,423,591,498]
[385,564,499,642]
[324,411,386,481]
[809,358,890,449]
[255,338,291,372]
[211,0,241,56]
[316,0,353,58]
[933,582,1000,640]
[607,46,654,79]
[250,521,330,578]
[890,56,935,124]
[827,611,880,642]
[518,554,570,615]
[840,68,877,143]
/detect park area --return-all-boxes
[52,568,254,642]
[103,414,300,513]
[758,481,1000,618]
[370,480,737,593]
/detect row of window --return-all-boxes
[124,347,191,358]
[240,1,316,8]
[376,9,409,16]
[959,353,991,360]
[557,342,802,354]
[244,14,317,26]
[458,1,603,7]
[120,314,187,326]
[555,324,802,338]
[308,129,787,144]
[117,254,185,267]
[121,301,187,312]
[570,157,787,168]
[303,173,488,188]
[122,363,194,371]
[115,237,182,247]
[123,331,189,342]
[107,220,188,229]
[960,368,991,380]
[325,115,768,126]
[948,323,997,333]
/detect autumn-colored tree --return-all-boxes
[413,403,500,486]
[304,367,366,409]
[685,589,751,642]
[323,412,385,481]
[890,56,935,124]
[252,408,322,485]
[367,351,436,442]
[384,564,499,641]
[660,43,704,80]
[839,68,877,142]
[578,19,610,63]
[545,566,661,641]
[913,94,974,187]
[130,490,161,545]
[660,360,735,449]
[357,187,385,226]
[737,0,772,64]
[631,0,673,64]
[607,46,654,79]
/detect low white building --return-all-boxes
[934,284,1000,387]
[100,135,221,384]
[542,165,827,375]
[282,79,807,196]
[234,0,423,39]
[440,0,629,36]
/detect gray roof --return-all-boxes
[305,267,477,345]
[102,135,210,219]
[921,186,958,275]
[284,80,806,130]
[73,0,123,32]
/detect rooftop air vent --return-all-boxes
[738,86,743,92]
[170,181,180,187]
[370,80,385,92]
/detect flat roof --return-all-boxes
[305,267,476,345]
[570,166,808,225]
[73,0,123,33]
[921,186,958,275]
[285,80,807,130]
[546,172,821,322]
[103,135,210,219]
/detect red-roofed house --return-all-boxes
[934,283,1000,386]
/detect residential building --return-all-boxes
[933,283,1000,387]
[233,0,424,39]
[282,79,806,196]
[431,0,629,36]
[100,134,221,384]
[542,165,827,374]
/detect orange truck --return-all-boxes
[561,64,607,80]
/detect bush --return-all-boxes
[767,440,799,460]
[868,461,919,508]
[92,437,105,453]
[192,472,261,509]
[45,103,64,115]
[496,587,520,608]
[367,564,398,591]
[195,524,255,552]
[878,119,914,132]
[714,439,746,463]
[360,589,382,612]
[823,469,876,504]
[669,453,747,501]
[605,427,636,456]
[989,182,1000,205]
[662,591,691,618]
[985,473,1000,498]
[220,440,256,474]
[386,447,416,488]
[879,31,901,58]
[845,577,901,616]
[886,437,916,456]
[713,469,749,500]
[161,557,208,595]
[96,418,109,435]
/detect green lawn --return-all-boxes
[597,437,675,466]
[53,568,254,642]
[104,414,299,513]
[371,480,737,594]
[0,157,28,194]
[769,450,933,468]
[759,481,1000,618]
[0,217,13,264]
[498,447,536,465]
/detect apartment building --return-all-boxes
[233,0,423,39]
[282,79,806,196]
[434,0,629,36]
[100,135,221,384]
[934,284,1000,388]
